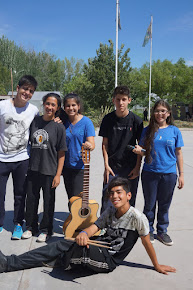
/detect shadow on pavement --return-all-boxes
[120,260,154,271]
[41,267,96,284]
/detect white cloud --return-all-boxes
[169,12,193,32]
[186,60,193,66]
[0,24,12,36]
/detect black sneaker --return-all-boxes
[157,233,173,246]
[150,232,155,244]
[0,251,7,273]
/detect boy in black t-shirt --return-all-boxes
[0,177,176,275]
[99,86,143,212]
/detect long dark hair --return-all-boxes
[143,100,174,163]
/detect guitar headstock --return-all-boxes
[81,145,90,165]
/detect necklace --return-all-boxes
[68,114,83,134]
[68,121,73,134]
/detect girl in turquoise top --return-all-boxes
[62,93,95,200]
[133,100,184,246]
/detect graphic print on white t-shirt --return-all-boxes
[2,114,29,154]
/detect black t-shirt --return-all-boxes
[99,111,143,171]
[29,116,67,176]
[95,206,149,265]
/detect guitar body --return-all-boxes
[63,147,101,238]
[63,196,101,238]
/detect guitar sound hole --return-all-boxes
[80,208,89,217]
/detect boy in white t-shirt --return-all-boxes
[0,75,38,239]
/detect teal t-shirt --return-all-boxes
[139,125,184,173]
[64,116,95,169]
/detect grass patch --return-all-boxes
[143,120,193,128]
[174,120,193,128]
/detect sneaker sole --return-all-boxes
[11,236,22,240]
[157,235,173,246]
[21,235,32,239]
[36,236,50,243]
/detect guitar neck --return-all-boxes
[82,163,90,209]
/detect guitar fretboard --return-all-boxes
[82,163,90,209]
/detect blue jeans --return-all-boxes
[0,159,29,226]
[141,170,177,233]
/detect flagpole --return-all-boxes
[115,0,119,88]
[148,16,153,120]
[11,68,13,98]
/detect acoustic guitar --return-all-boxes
[63,146,100,238]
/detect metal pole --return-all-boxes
[11,68,13,98]
[115,0,119,88]
[148,16,153,120]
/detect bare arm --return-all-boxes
[75,224,99,247]
[128,154,142,180]
[133,145,146,157]
[52,151,65,188]
[102,137,115,183]
[175,147,184,189]
[83,136,95,151]
[54,117,62,124]
[141,235,176,275]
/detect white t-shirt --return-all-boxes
[0,99,39,162]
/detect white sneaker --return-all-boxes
[22,230,32,239]
[36,233,49,243]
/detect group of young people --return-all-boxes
[0,75,95,242]
[0,76,184,276]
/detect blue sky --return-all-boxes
[0,0,193,68]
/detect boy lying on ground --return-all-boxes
[0,177,176,275]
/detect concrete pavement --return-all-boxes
[0,129,193,290]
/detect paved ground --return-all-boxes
[0,129,193,290]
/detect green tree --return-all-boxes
[0,35,84,92]
[0,62,11,94]
[130,58,193,107]
[63,74,94,111]
[151,59,174,99]
[128,65,149,106]
[83,40,131,109]
[172,58,193,103]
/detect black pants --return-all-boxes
[62,168,84,199]
[0,159,29,226]
[6,240,115,273]
[25,171,55,235]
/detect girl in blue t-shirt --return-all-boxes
[62,93,95,200]
[133,100,184,246]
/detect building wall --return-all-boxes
[172,104,193,120]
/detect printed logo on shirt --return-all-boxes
[167,139,174,146]
[32,129,49,149]
[114,126,127,131]
[113,126,132,131]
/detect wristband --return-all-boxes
[80,230,88,236]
